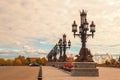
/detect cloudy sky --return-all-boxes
[0,0,120,59]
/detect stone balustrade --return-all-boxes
[47,62,99,76]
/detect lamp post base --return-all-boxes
[75,48,93,62]
[59,56,63,62]
[53,57,57,62]
[71,62,99,76]
[63,54,67,62]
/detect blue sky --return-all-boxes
[0,0,120,59]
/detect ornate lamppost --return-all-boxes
[72,10,96,62]
[47,44,58,62]
[53,44,58,62]
[47,50,53,62]
[58,34,71,62]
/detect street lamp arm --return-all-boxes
[86,34,93,39]
[87,34,92,36]
[66,46,70,49]
[60,46,70,48]
[87,33,94,38]
[74,33,81,38]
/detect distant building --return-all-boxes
[29,58,39,62]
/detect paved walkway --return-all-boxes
[0,66,39,80]
[42,66,120,80]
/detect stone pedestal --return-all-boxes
[71,62,99,76]
[75,48,93,62]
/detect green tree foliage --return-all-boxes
[104,58,118,65]
[36,58,42,65]
[0,58,5,66]
[110,58,117,65]
[105,60,110,65]
[6,59,14,66]
[17,55,28,65]
[26,57,31,64]
[0,55,48,66]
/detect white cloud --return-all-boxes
[0,0,120,58]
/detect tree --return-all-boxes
[14,58,22,65]
[0,58,5,66]
[26,57,31,64]
[6,59,14,65]
[110,58,117,65]
[41,57,47,65]
[15,55,27,65]
[105,60,110,65]
[36,58,42,65]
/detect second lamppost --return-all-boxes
[72,10,96,62]
[53,44,59,62]
[58,34,71,62]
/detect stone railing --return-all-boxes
[72,62,96,68]
[47,62,71,68]
[47,62,99,76]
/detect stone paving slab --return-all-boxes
[43,66,120,80]
[0,66,39,80]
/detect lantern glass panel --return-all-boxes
[68,40,71,46]
[79,27,83,33]
[81,16,86,24]
[90,26,95,32]
[72,21,77,32]
[84,24,88,30]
